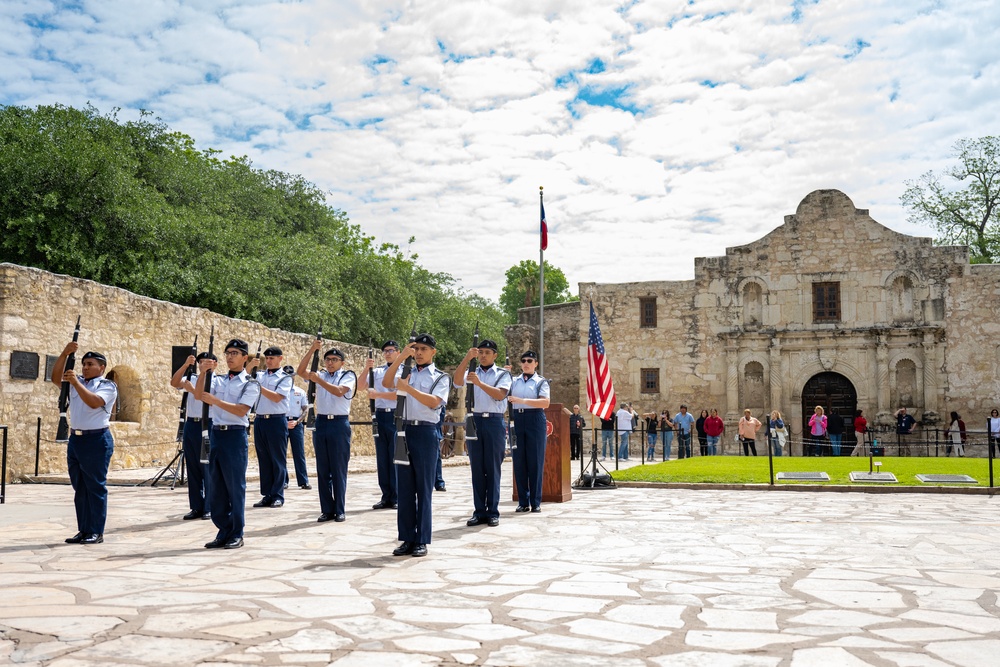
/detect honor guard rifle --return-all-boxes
[176,335,197,442]
[392,322,418,465]
[306,328,321,428]
[55,316,81,442]
[464,322,480,445]
[368,342,378,438]
[506,346,517,451]
[199,326,215,463]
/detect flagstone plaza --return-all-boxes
[2,461,999,666]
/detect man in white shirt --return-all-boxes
[615,403,636,460]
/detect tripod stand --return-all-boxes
[149,447,186,489]
[573,439,616,489]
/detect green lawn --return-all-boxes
[611,456,999,487]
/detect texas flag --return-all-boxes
[540,198,548,251]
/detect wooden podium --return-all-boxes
[512,403,572,504]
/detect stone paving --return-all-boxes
[2,459,1000,666]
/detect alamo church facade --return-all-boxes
[517,189,1000,453]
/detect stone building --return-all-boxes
[516,190,1000,454]
[0,263,375,480]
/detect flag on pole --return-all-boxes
[586,301,616,420]
[540,197,548,251]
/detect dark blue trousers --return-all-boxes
[468,414,505,519]
[286,422,309,487]
[254,416,288,502]
[397,425,437,544]
[209,428,248,542]
[513,410,547,509]
[374,411,398,504]
[314,417,351,516]
[67,429,114,534]
[182,419,211,514]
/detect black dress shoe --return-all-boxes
[411,544,427,557]
[271,499,284,508]
[252,498,272,508]
[515,506,530,513]
[487,517,500,527]
[393,541,414,556]
[205,538,226,549]
[201,513,212,520]
[317,513,332,522]
[531,506,541,513]
[435,484,446,492]
[223,537,244,549]
[466,516,484,526]
[372,500,392,510]
[183,510,205,520]
[65,532,84,544]
[81,534,103,545]
[299,484,312,490]
[333,514,346,522]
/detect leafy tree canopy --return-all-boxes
[499,259,577,322]
[0,104,504,365]
[901,136,1000,264]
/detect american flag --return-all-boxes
[586,301,616,420]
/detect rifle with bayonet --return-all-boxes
[199,326,215,464]
[464,322,480,445]
[176,335,198,442]
[393,322,418,465]
[306,328,321,429]
[55,316,81,442]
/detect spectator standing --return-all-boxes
[643,411,658,461]
[567,405,585,460]
[807,406,827,456]
[895,407,916,456]
[615,403,636,460]
[704,409,724,455]
[600,416,614,460]
[766,410,786,456]
[673,405,696,459]
[850,409,868,456]
[738,409,761,456]
[827,409,844,456]
[945,411,967,457]
[990,408,1000,458]
[696,410,709,457]
[660,411,675,460]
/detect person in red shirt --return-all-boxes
[849,409,868,456]
[704,408,724,455]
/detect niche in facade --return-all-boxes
[890,275,915,322]
[740,361,767,411]
[105,365,141,423]
[743,282,763,326]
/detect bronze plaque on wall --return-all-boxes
[10,351,40,380]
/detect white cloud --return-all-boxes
[1,0,997,303]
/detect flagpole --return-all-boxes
[539,185,545,376]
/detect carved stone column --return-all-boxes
[922,332,938,417]
[726,343,739,421]
[876,334,889,413]
[769,338,782,412]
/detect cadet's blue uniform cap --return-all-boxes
[381,340,399,351]
[282,365,295,375]
[82,351,107,364]
[263,346,283,357]
[225,339,249,354]
[196,352,217,361]
[477,339,498,351]
[521,350,538,360]
[414,334,436,348]
[324,348,345,360]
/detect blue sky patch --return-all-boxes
[844,38,871,59]
[575,85,643,114]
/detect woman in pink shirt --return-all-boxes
[807,405,827,457]
[737,409,761,456]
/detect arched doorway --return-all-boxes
[801,372,857,456]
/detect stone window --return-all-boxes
[640,368,659,394]
[743,282,763,326]
[812,282,841,322]
[639,297,657,328]
[890,275,915,322]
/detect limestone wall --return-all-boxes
[0,263,375,480]
[505,301,580,408]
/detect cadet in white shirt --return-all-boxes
[509,350,551,513]
[283,365,311,490]
[298,343,356,523]
[51,344,118,545]
[249,346,293,508]
[170,351,217,520]
[382,334,451,558]
[358,340,402,509]
[453,339,511,527]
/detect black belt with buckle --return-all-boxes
[316,414,349,420]
[406,420,437,426]
[72,428,109,436]
[256,414,281,419]
[515,408,543,413]
[376,408,394,413]
[213,425,247,431]
[477,412,503,418]
[186,417,202,422]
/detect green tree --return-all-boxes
[499,260,576,322]
[901,136,1000,263]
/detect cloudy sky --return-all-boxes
[2,0,997,300]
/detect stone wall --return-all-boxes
[540,191,1000,455]
[505,301,580,409]
[0,263,375,480]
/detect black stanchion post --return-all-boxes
[1,426,8,504]
[988,419,994,489]
[35,417,41,476]
[614,429,619,470]
[869,430,874,474]
[767,428,774,486]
